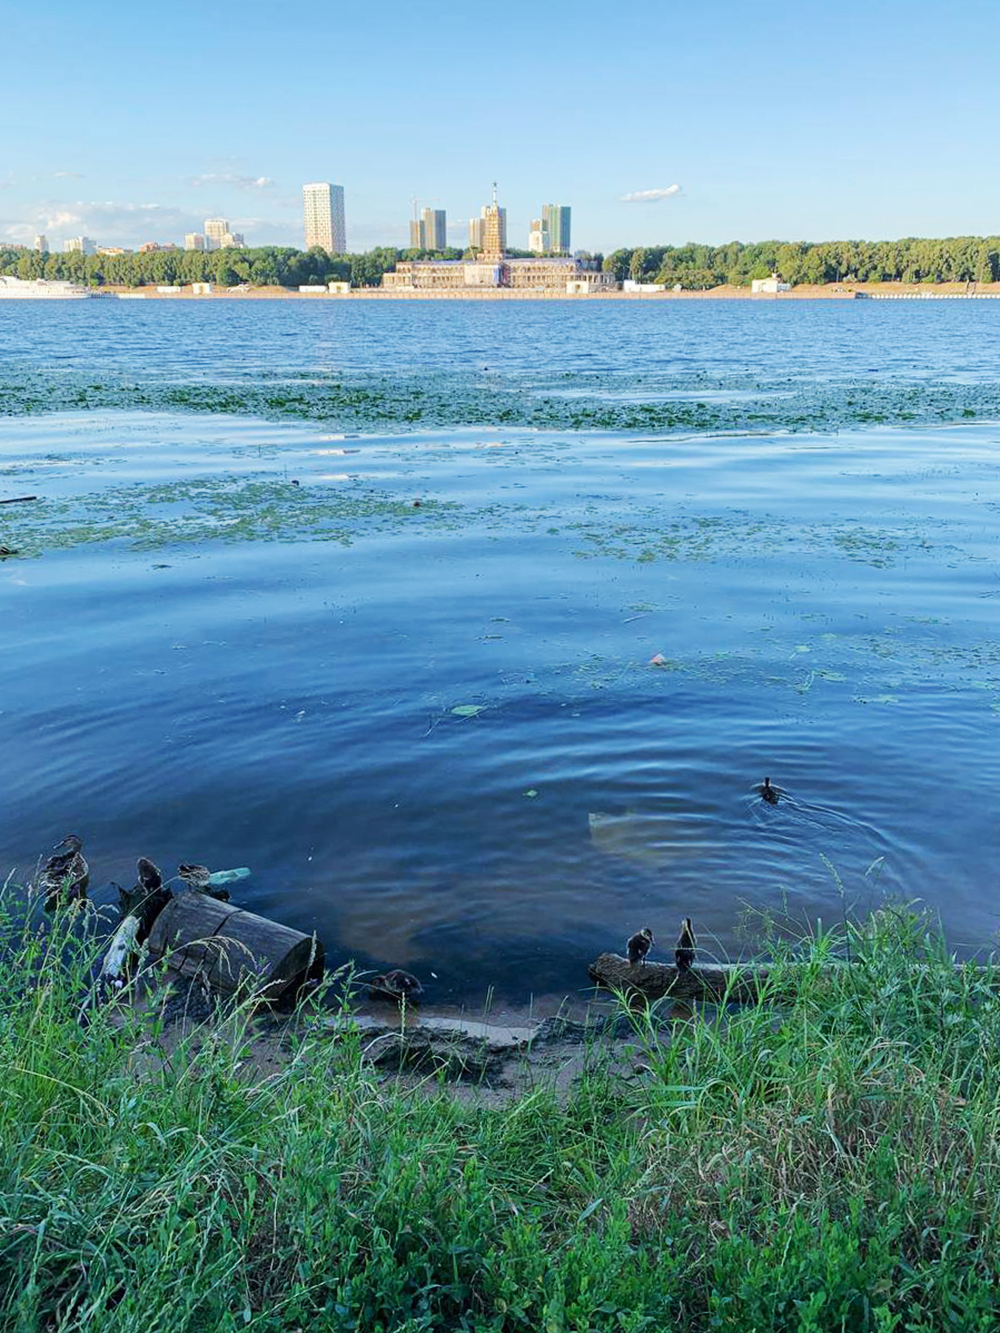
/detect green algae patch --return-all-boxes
[0,476,464,556]
[5,362,1000,437]
[832,526,900,567]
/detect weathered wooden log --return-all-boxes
[588,952,772,1004]
[147,891,323,1000]
[590,950,996,1004]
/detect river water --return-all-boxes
[2,299,999,1006]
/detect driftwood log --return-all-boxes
[147,891,323,1000]
[590,951,998,1006]
[588,952,772,1004]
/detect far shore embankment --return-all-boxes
[105,280,1000,302]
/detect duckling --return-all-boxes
[760,776,779,806]
[40,834,89,907]
[178,863,211,888]
[137,857,163,892]
[118,858,172,942]
[675,917,696,972]
[369,969,424,1004]
[626,926,654,966]
[177,863,231,901]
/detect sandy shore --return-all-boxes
[107,280,1000,302]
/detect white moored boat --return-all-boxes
[0,275,104,300]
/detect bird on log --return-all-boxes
[178,863,211,888]
[178,863,231,901]
[675,917,696,971]
[40,834,89,908]
[590,915,771,1004]
[117,858,173,942]
[626,927,654,966]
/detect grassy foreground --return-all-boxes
[3,896,1000,1333]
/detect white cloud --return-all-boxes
[620,185,682,204]
[2,199,304,249]
[5,200,220,248]
[189,173,275,191]
[1,223,35,244]
[52,172,85,180]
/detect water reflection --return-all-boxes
[2,401,1000,1004]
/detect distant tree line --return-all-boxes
[0,242,596,290]
[4,235,1000,291]
[0,244,403,289]
[603,237,1000,288]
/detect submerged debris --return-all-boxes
[207,866,250,887]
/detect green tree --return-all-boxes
[212,258,240,287]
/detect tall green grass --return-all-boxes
[3,886,1000,1332]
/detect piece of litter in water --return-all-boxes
[649,653,667,666]
[99,915,142,988]
[207,867,251,886]
[523,789,538,798]
[451,704,485,717]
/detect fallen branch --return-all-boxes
[588,952,772,1004]
[588,950,997,1005]
[0,495,37,505]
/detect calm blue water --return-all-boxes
[2,300,1000,1007]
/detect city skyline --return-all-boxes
[4,0,1000,253]
[2,183,570,257]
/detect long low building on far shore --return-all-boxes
[383,255,616,294]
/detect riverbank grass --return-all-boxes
[3,893,1000,1332]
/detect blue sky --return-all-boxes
[3,0,999,253]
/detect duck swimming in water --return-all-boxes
[760,777,779,805]
[370,969,424,1004]
[40,834,89,907]
[675,917,696,972]
[626,927,654,966]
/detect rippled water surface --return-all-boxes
[2,300,1000,1006]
